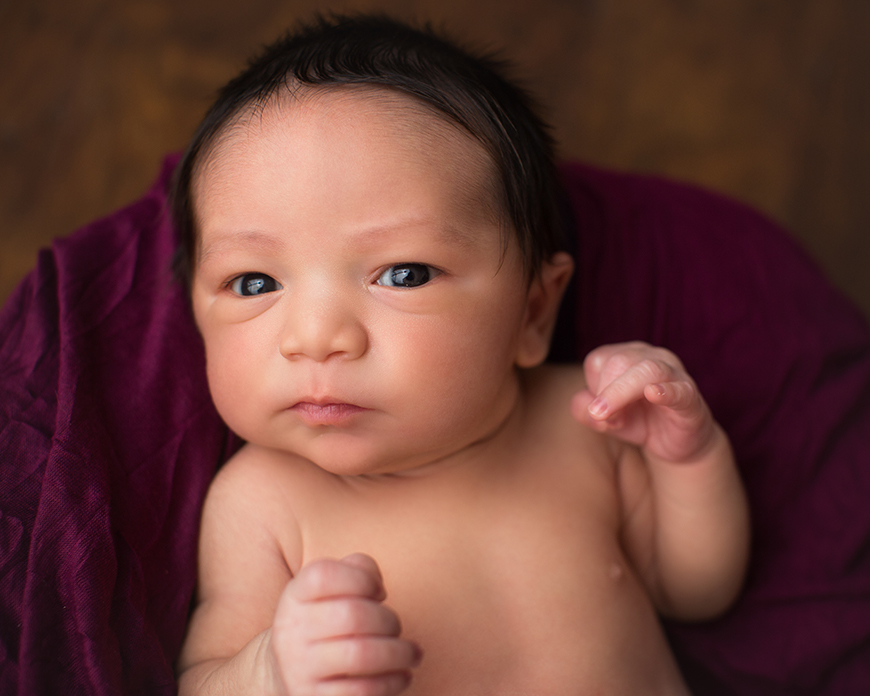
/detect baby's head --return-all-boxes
[175,14,575,475]
[172,13,566,287]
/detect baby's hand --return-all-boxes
[268,553,421,696]
[571,342,717,464]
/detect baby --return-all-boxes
[174,15,750,696]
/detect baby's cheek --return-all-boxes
[205,352,256,430]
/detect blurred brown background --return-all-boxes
[2,0,869,316]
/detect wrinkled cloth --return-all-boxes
[0,156,235,695]
[1,155,869,694]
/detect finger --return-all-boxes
[340,554,385,591]
[570,389,595,423]
[307,597,403,641]
[291,557,386,603]
[310,636,422,682]
[317,671,412,696]
[582,344,630,394]
[643,380,703,414]
[588,358,675,419]
[584,343,686,393]
[570,389,625,431]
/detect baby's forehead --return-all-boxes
[196,86,502,224]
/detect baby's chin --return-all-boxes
[242,433,422,478]
[306,449,446,479]
[234,407,513,479]
[288,437,475,480]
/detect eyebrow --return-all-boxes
[197,230,286,266]
[350,216,485,250]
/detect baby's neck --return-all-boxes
[343,376,532,486]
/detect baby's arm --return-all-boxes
[571,342,750,621]
[177,449,420,696]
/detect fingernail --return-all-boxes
[589,397,607,418]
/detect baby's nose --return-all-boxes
[278,295,368,362]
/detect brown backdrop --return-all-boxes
[2,0,868,317]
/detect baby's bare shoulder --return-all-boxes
[521,363,587,411]
[202,444,316,570]
[208,444,307,505]
[516,364,604,447]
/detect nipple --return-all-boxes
[608,563,624,582]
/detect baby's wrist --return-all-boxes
[258,628,289,696]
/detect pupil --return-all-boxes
[392,265,428,286]
[245,276,268,295]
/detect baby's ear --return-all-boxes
[515,251,574,368]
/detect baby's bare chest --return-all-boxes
[287,460,686,694]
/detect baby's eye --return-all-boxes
[376,264,439,288]
[229,273,282,296]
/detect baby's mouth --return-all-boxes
[291,401,368,426]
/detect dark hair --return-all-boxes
[170,13,566,286]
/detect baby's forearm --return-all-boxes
[643,425,751,621]
[178,630,278,696]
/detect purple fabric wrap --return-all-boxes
[0,156,234,695]
[1,155,869,694]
